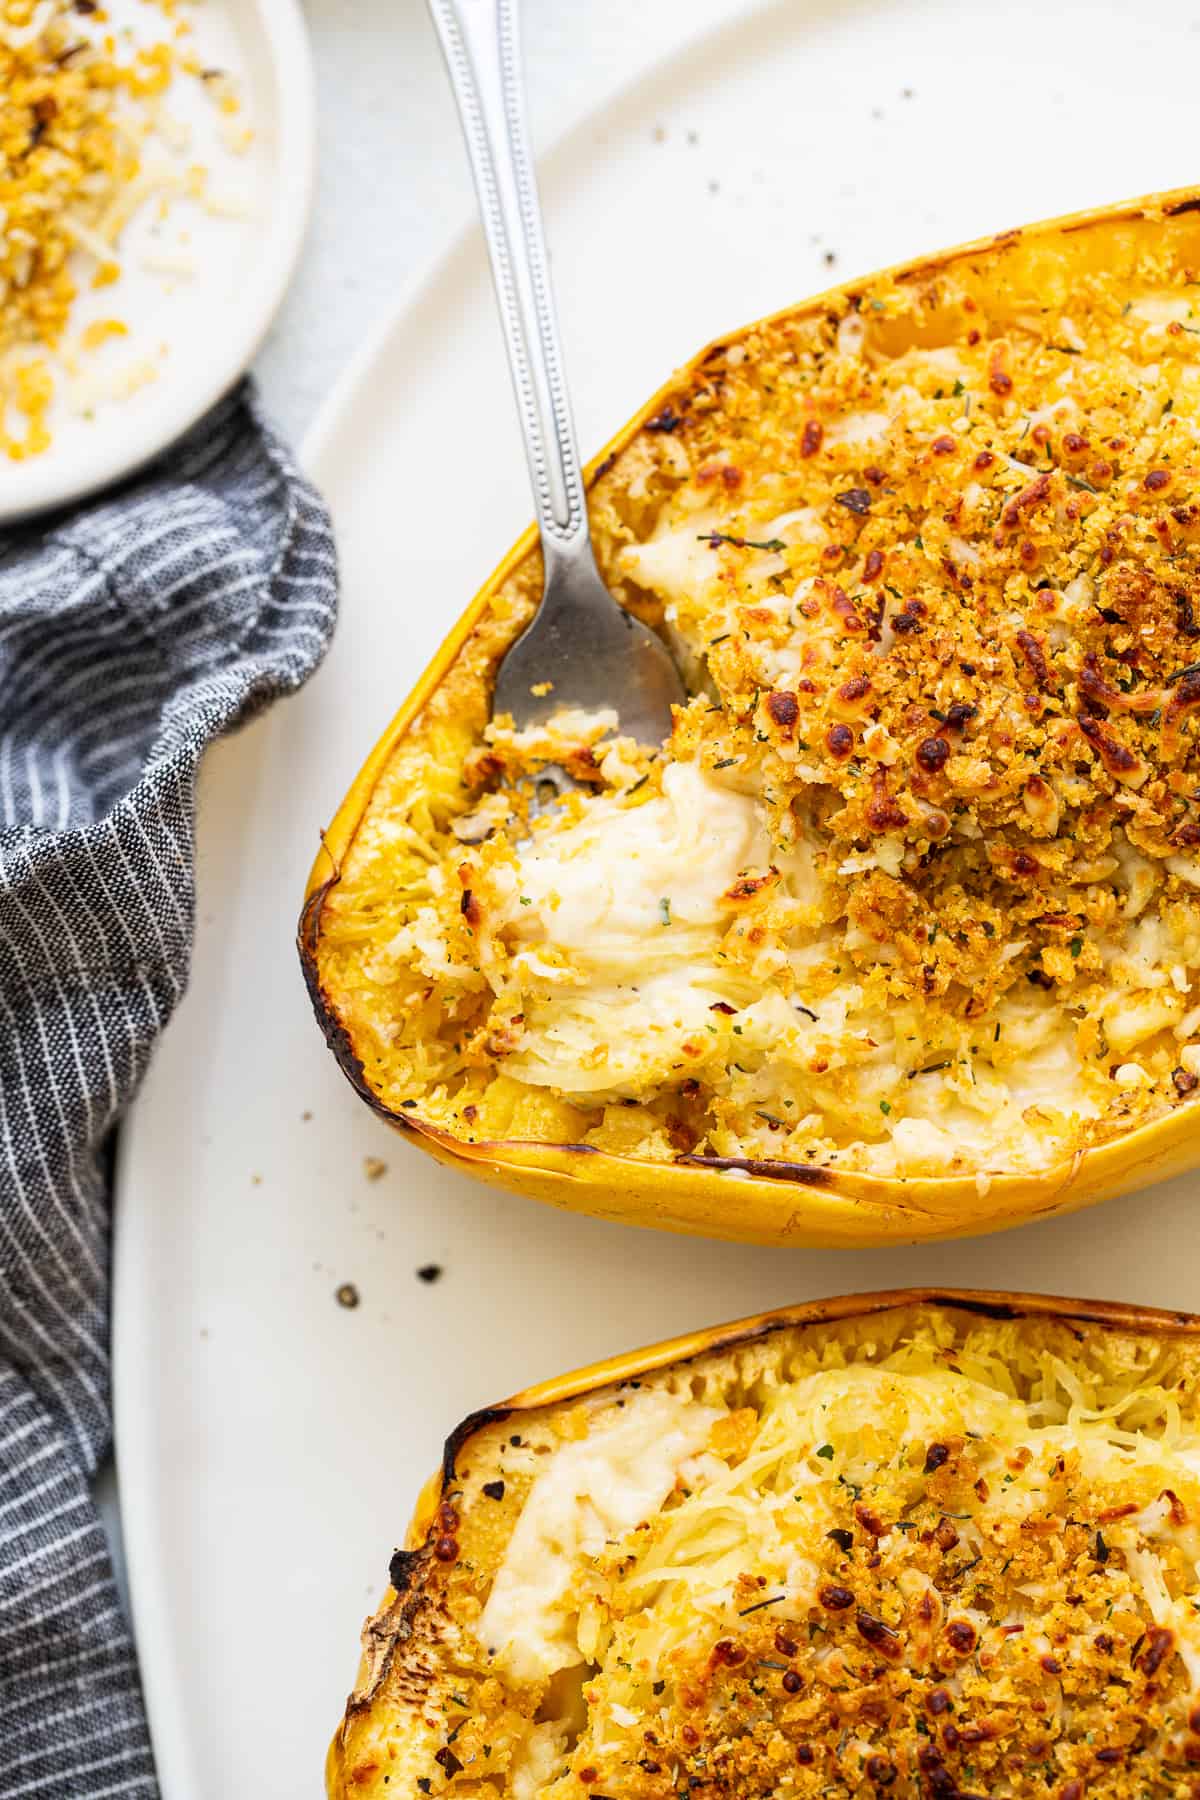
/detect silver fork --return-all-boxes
[427,0,686,792]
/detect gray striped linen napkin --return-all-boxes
[0,382,337,1796]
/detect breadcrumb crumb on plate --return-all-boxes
[0,0,314,520]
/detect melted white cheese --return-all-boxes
[619,527,720,610]
[508,1722,570,1800]
[494,765,768,1096]
[478,1391,719,1683]
[507,763,765,974]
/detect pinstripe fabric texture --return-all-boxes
[0,382,337,1795]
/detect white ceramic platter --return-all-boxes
[114,1,1200,1793]
[0,0,313,522]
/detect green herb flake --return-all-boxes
[698,530,786,552]
[739,1593,788,1616]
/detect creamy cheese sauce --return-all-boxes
[484,765,771,1098]
[477,1390,720,1683]
[505,763,764,967]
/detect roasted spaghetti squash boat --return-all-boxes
[303,189,1200,1246]
[328,1289,1200,1799]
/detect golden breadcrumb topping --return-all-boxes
[313,204,1200,1180]
[330,1304,1200,1800]
[0,0,245,457]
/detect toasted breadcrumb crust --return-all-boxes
[329,1300,1200,1800]
[314,203,1200,1181]
[0,0,242,457]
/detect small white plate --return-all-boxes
[0,0,314,522]
[115,1,1200,1794]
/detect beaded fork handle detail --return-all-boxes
[427,0,586,558]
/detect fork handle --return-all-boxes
[428,0,590,575]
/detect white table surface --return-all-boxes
[257,0,756,441]
[97,0,756,1641]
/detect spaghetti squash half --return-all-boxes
[303,190,1200,1243]
[327,1290,1200,1799]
